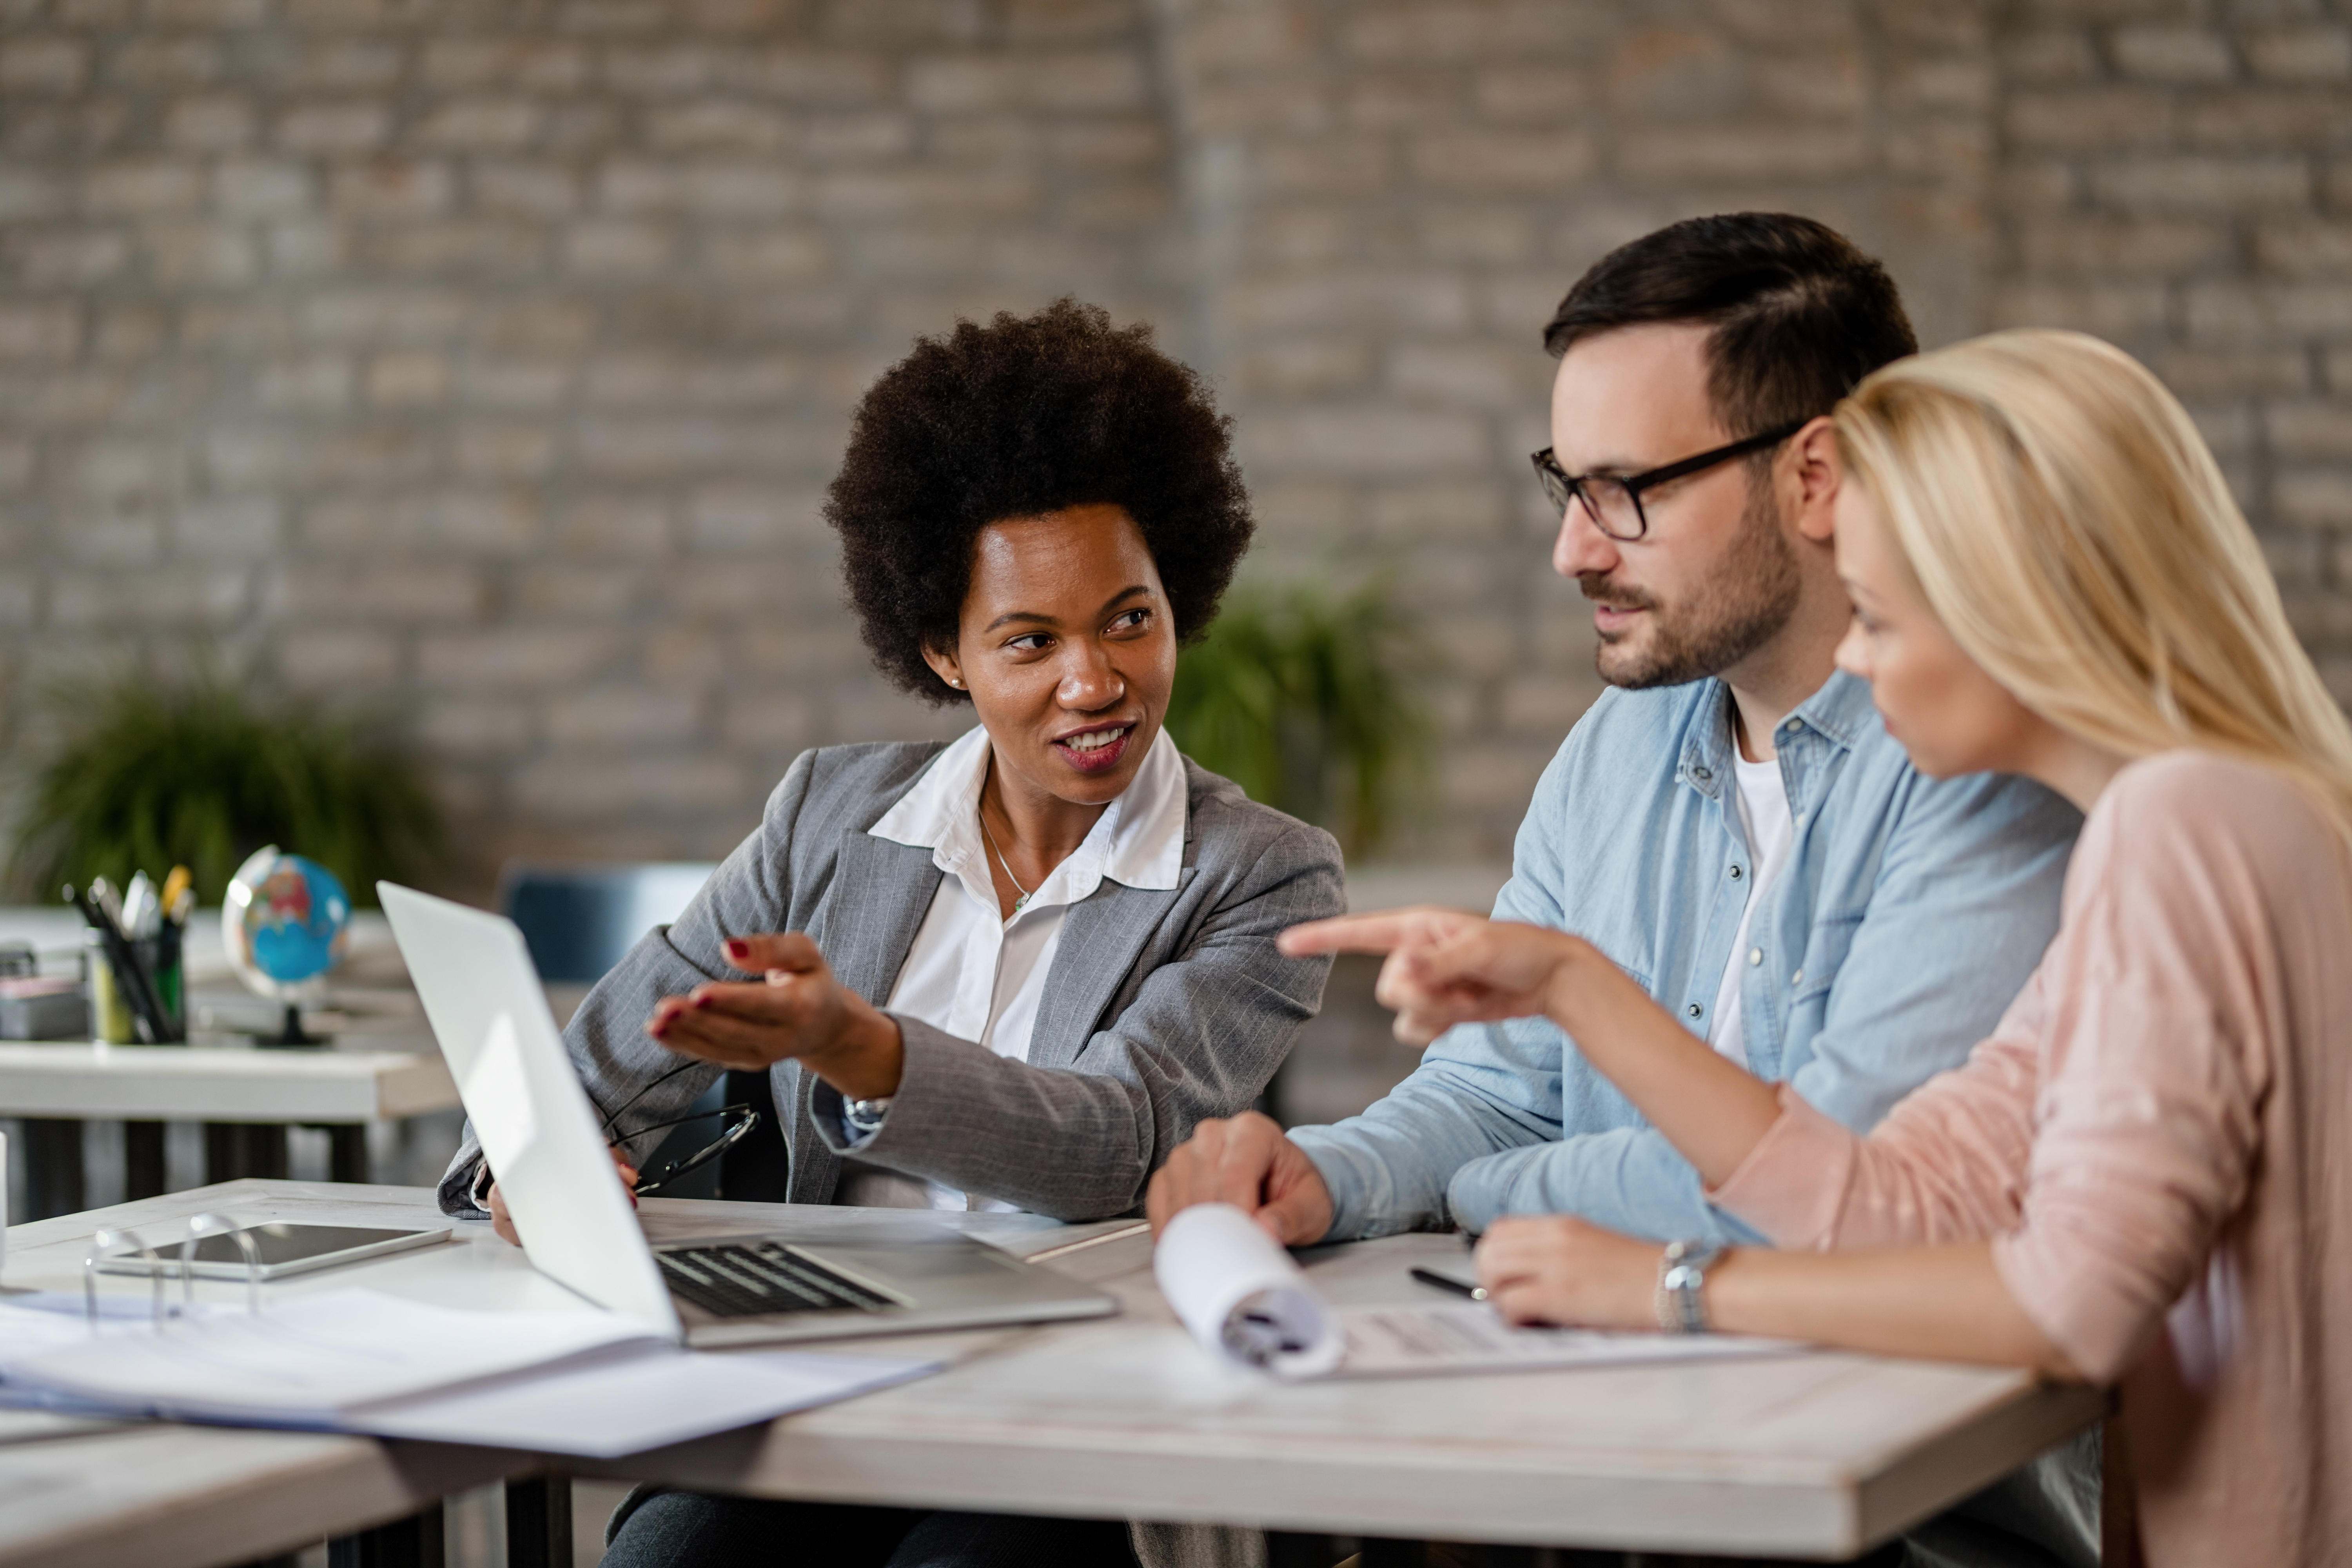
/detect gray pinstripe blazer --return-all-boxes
[438,739,1344,1222]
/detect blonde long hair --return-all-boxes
[1833,327,2352,833]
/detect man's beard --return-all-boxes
[1583,482,1802,690]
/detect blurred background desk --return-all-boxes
[0,909,470,1222]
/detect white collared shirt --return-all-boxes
[838,723,1187,1211]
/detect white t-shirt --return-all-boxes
[835,723,1188,1211]
[1706,746,1797,1069]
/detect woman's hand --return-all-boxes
[1474,1214,1666,1331]
[486,1146,637,1248]
[1280,908,1593,1045]
[647,933,906,1101]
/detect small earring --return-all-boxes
[947,678,962,688]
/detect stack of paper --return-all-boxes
[0,1287,934,1457]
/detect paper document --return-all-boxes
[1,1287,655,1422]
[0,1286,938,1456]
[1329,1301,1792,1379]
[356,1348,931,1458]
[1155,1205,1797,1382]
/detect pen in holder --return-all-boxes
[84,1213,264,1330]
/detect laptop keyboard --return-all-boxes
[656,1242,896,1319]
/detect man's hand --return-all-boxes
[1145,1111,1335,1245]
[648,933,905,1101]
[485,1146,637,1249]
[1280,907,1590,1045]
[1474,1214,1663,1330]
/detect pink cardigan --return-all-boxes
[1711,751,2352,1567]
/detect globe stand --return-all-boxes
[258,1002,327,1050]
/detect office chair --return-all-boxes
[496,862,792,1203]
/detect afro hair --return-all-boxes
[824,298,1255,704]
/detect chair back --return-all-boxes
[495,862,717,983]
[495,859,789,1202]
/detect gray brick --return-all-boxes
[1617,125,1870,183]
[103,39,222,87]
[256,355,354,412]
[85,162,204,215]
[2183,91,2352,149]
[2270,401,2352,457]
[2185,283,2352,344]
[215,159,314,216]
[52,568,250,628]
[3,227,132,287]
[276,104,391,155]
[2000,29,2100,82]
[417,628,615,687]
[647,102,793,152]
[2277,468,2352,528]
[2089,156,2313,212]
[145,223,259,288]
[906,51,1147,113]
[512,754,745,819]
[456,425,557,480]
[2002,88,2174,150]
[415,99,543,152]
[0,305,78,361]
[2111,23,2237,82]
[330,161,454,217]
[165,96,255,151]
[563,221,676,278]
[174,496,283,557]
[1239,404,1487,477]
[255,39,405,91]
[1410,129,1595,192]
[601,43,724,96]
[2257,221,2352,278]
[544,684,704,746]
[0,37,89,91]
[517,563,643,616]
[421,39,590,92]
[0,170,64,220]
[1388,342,1544,409]
[2245,25,2352,81]
[276,628,403,688]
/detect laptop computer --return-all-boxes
[377,882,1120,1347]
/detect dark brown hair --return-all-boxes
[1544,213,1918,438]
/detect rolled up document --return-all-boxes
[1153,1203,1343,1378]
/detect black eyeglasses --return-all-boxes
[1531,419,1806,542]
[590,1060,764,1197]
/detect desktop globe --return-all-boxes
[221,847,350,1044]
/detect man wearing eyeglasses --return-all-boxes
[1147,210,2094,1562]
[1154,208,2083,1240]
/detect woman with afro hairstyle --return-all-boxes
[443,301,1343,1568]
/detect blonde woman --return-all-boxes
[1274,329,2352,1564]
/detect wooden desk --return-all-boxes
[4,1181,2102,1564]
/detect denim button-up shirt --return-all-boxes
[1292,670,2082,1244]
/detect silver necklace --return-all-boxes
[978,810,1033,916]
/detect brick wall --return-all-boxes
[0,0,2343,885]
[1985,0,2352,700]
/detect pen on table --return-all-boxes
[1409,1266,1488,1302]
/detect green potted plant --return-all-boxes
[1164,578,1432,857]
[7,670,444,907]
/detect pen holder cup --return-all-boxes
[86,929,183,1045]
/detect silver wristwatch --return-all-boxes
[1655,1239,1725,1334]
[844,1095,895,1134]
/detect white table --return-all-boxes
[2,1181,2103,1565]
[0,910,472,1217]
